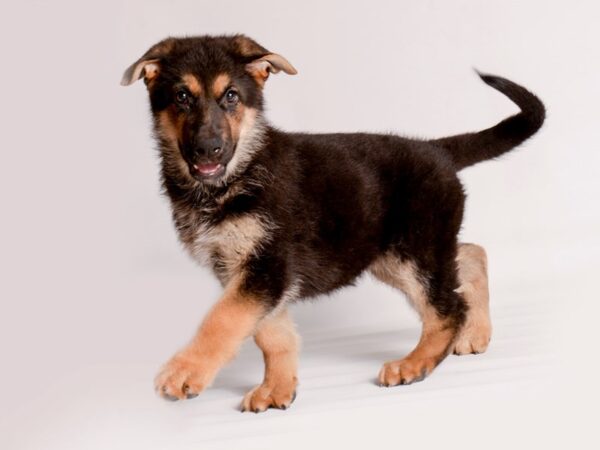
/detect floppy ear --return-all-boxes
[233,35,297,86]
[120,38,175,86]
[246,53,297,85]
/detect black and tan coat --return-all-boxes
[122,34,545,412]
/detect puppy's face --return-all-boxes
[122,35,296,185]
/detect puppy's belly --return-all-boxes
[293,251,375,298]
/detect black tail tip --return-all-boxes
[473,68,546,132]
[473,69,510,90]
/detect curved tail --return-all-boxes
[431,72,545,170]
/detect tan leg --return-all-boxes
[378,319,455,386]
[453,243,492,354]
[370,254,458,386]
[241,307,300,412]
[155,276,265,400]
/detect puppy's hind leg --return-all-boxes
[370,254,466,387]
[453,243,492,355]
[241,307,300,413]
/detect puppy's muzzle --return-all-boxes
[190,137,227,178]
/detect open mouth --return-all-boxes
[192,163,224,177]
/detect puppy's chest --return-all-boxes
[180,211,270,283]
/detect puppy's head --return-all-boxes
[122,35,296,186]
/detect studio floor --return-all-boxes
[7,276,593,450]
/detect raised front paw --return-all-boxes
[154,352,210,401]
[241,378,297,413]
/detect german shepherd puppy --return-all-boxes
[122,35,545,412]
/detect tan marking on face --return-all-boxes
[224,107,267,180]
[453,243,492,354]
[156,110,191,180]
[370,253,457,386]
[154,275,266,400]
[191,213,271,284]
[224,103,245,143]
[242,307,300,412]
[182,74,202,96]
[157,109,182,141]
[212,73,231,98]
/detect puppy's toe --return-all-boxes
[453,322,491,355]
[378,357,434,387]
[241,380,297,413]
[155,353,207,401]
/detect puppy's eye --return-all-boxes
[225,89,239,105]
[175,89,191,105]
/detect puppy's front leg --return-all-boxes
[155,276,266,401]
[241,307,299,412]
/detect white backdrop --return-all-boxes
[1,1,599,449]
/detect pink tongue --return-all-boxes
[197,163,221,175]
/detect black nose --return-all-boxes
[194,137,223,158]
